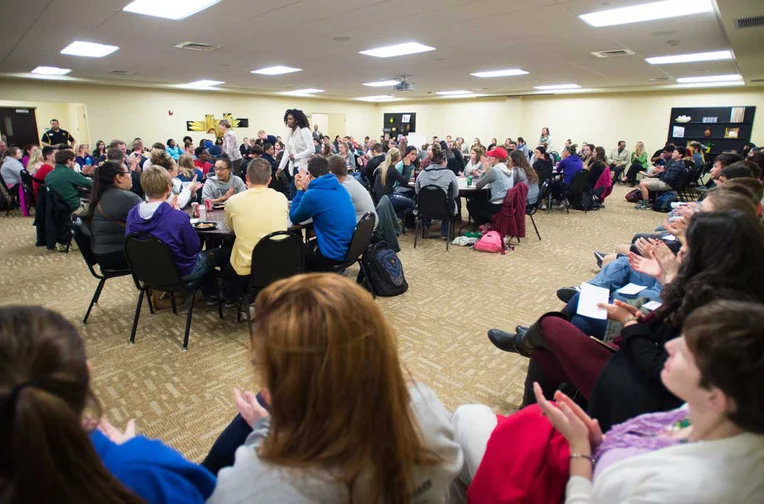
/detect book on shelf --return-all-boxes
[672,126,685,138]
[730,107,745,123]
[724,127,740,139]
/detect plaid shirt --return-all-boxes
[223,130,242,161]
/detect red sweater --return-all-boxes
[468,404,570,504]
[32,163,54,199]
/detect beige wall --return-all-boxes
[0,79,378,147]
[379,88,764,154]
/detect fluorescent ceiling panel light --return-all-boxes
[470,69,528,78]
[123,0,220,20]
[534,84,581,90]
[179,80,225,89]
[359,42,435,58]
[31,66,71,76]
[363,79,401,87]
[251,65,302,75]
[580,0,713,27]
[282,88,324,96]
[674,81,745,89]
[61,41,119,58]
[356,95,400,102]
[436,90,473,95]
[646,50,733,65]
[676,74,742,83]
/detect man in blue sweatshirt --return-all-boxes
[126,166,228,299]
[290,156,356,271]
[636,146,687,209]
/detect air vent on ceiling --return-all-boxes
[110,70,135,75]
[735,15,764,29]
[591,48,636,58]
[174,41,221,52]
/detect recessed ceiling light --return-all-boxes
[179,79,225,89]
[470,69,529,78]
[251,65,302,75]
[646,50,733,65]
[363,79,401,87]
[123,0,220,20]
[282,88,324,96]
[356,95,401,102]
[674,81,745,89]
[359,42,435,58]
[676,74,742,83]
[580,0,713,27]
[534,84,581,90]
[435,90,473,95]
[31,66,71,76]
[61,41,119,58]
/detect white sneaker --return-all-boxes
[539,202,547,210]
[558,200,567,209]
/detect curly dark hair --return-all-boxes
[283,109,310,129]
[660,210,764,327]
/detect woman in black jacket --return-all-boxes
[373,148,413,215]
[532,146,553,185]
[587,146,607,187]
[486,210,764,431]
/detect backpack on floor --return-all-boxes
[358,240,408,296]
[571,185,596,211]
[474,230,505,254]
[625,189,642,203]
[653,191,677,213]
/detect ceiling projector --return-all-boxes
[395,81,416,91]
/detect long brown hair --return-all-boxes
[0,306,142,504]
[178,154,196,179]
[509,150,539,184]
[251,274,439,503]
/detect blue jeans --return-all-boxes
[202,393,268,474]
[390,193,415,215]
[182,248,230,298]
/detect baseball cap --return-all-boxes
[485,146,508,159]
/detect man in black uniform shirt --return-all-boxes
[41,119,75,147]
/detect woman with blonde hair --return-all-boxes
[373,147,414,214]
[177,154,204,182]
[205,274,462,503]
[624,141,649,186]
[26,147,45,173]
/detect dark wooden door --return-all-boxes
[0,107,39,147]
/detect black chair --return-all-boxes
[0,175,20,216]
[414,185,456,251]
[563,170,590,214]
[525,199,542,240]
[236,231,305,329]
[327,212,377,296]
[124,233,223,350]
[72,219,132,324]
[19,170,36,212]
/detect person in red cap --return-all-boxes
[467,146,528,225]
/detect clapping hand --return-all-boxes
[233,388,270,428]
[220,187,235,201]
[597,299,643,324]
[189,175,203,193]
[98,417,137,445]
[664,215,689,245]
[534,383,595,453]
[170,195,180,209]
[634,237,659,257]
[628,250,661,280]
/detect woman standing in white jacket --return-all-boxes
[276,109,314,199]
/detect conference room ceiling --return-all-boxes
[0,0,761,100]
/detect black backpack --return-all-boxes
[572,185,596,211]
[358,241,408,296]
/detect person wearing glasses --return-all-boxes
[86,161,143,270]
[202,158,246,204]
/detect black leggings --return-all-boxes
[95,251,129,271]
[467,198,502,225]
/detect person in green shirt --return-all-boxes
[624,141,649,186]
[44,149,93,213]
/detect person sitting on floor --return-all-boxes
[201,157,246,204]
[203,274,463,503]
[44,149,93,216]
[86,162,142,271]
[328,155,378,228]
[451,299,764,504]
[221,159,289,305]
[0,305,216,504]
[550,144,583,209]
[290,156,356,271]
[635,147,686,209]
[415,142,459,239]
[487,210,764,432]
[126,167,229,302]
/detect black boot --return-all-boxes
[521,359,558,408]
[516,311,568,354]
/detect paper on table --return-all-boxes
[577,283,609,320]
[617,283,647,295]
[643,301,662,311]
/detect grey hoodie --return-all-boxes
[207,383,463,504]
[201,175,246,200]
[476,163,527,203]
[415,164,460,215]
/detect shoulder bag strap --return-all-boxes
[97,201,126,227]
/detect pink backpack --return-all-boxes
[474,230,505,254]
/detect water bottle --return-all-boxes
[467,175,473,187]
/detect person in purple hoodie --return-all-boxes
[550,144,584,208]
[126,166,229,301]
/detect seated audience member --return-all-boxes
[149,150,200,209]
[623,141,649,185]
[487,210,764,431]
[193,147,214,175]
[75,144,95,174]
[395,145,418,186]
[650,142,675,165]
[337,141,356,172]
[533,145,554,188]
[32,145,58,199]
[580,143,593,168]
[452,300,764,504]
[126,167,228,301]
[608,141,630,183]
[362,143,385,187]
[0,306,216,504]
[45,149,93,215]
[416,142,459,238]
[690,141,705,169]
[549,145,584,208]
[748,150,764,182]
[21,144,37,168]
[701,153,742,191]
[467,147,521,225]
[328,155,378,227]
[204,274,462,502]
[635,147,686,209]
[463,146,484,177]
[587,146,608,187]
[166,139,182,161]
[86,162,142,270]
[202,158,246,204]
[1,146,24,193]
[719,160,761,184]
[221,159,289,304]
[509,150,539,204]
[373,148,414,214]
[177,154,204,182]
[26,146,44,174]
[290,156,356,271]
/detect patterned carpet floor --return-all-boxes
[0,185,664,462]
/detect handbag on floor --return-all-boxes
[625,188,642,202]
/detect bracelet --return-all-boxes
[622,315,640,325]
[570,453,595,464]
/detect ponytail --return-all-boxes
[86,162,125,222]
[378,152,393,187]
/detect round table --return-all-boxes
[186,208,312,240]
[405,176,488,197]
